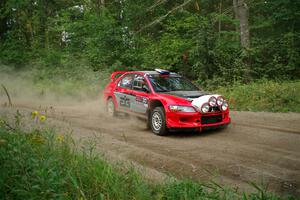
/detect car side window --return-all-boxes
[132,74,149,93]
[118,74,134,89]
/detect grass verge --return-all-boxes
[216,80,300,112]
[0,119,294,200]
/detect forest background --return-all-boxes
[0,0,299,111]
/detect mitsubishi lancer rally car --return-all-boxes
[103,69,230,135]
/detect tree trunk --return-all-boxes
[233,0,251,81]
[233,0,250,48]
[100,0,105,7]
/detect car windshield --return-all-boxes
[149,76,199,92]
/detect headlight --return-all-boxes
[169,105,196,113]
[208,96,217,107]
[221,101,228,111]
[201,103,210,113]
[216,96,224,106]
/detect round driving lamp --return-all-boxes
[208,96,217,107]
[201,103,210,113]
[221,101,228,111]
[217,96,224,106]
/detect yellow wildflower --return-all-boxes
[31,111,39,118]
[56,135,65,142]
[39,115,46,122]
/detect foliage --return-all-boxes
[0,123,294,199]
[216,80,300,112]
[0,35,30,66]
[0,0,299,84]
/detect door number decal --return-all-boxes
[120,96,130,108]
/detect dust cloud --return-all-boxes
[0,66,99,106]
[0,66,146,132]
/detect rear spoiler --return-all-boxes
[110,71,127,82]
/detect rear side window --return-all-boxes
[133,75,146,91]
[118,74,134,89]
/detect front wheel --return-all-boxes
[150,107,168,136]
[106,98,116,117]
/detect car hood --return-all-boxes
[156,90,210,105]
[161,91,209,99]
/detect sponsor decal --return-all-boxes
[136,96,148,104]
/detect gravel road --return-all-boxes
[1,100,299,196]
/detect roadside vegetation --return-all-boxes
[216,80,300,112]
[0,116,294,200]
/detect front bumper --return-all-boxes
[166,110,230,130]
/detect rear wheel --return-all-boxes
[150,107,168,136]
[106,98,116,117]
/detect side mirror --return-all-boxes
[142,85,150,93]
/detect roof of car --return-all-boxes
[138,71,179,76]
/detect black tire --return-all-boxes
[150,107,168,136]
[106,98,116,117]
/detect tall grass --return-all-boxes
[216,80,300,112]
[0,121,292,200]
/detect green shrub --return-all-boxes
[0,37,30,66]
[216,80,300,112]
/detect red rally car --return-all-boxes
[103,69,231,136]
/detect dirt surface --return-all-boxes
[1,99,300,196]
